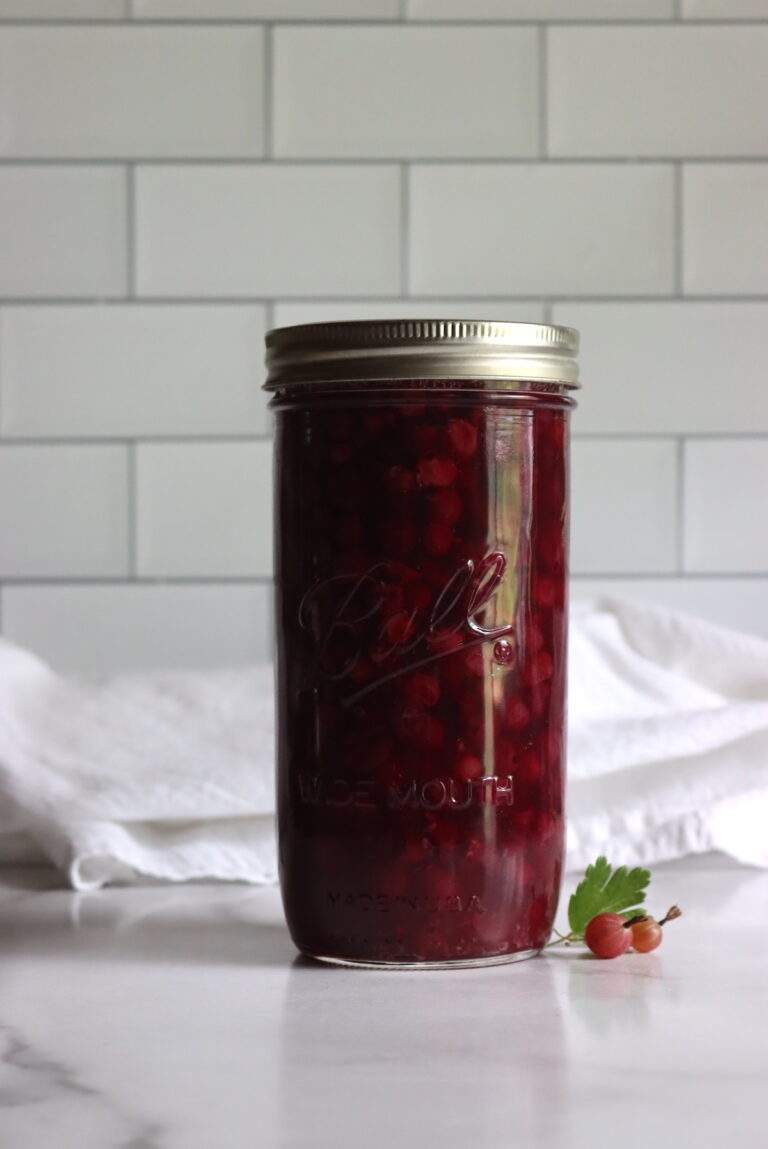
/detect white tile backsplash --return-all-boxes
[0,167,126,298]
[274,27,538,160]
[571,439,679,575]
[136,441,272,577]
[272,300,546,327]
[683,0,768,16]
[0,445,129,577]
[0,28,264,159]
[0,584,273,674]
[0,0,123,14]
[1,14,766,670]
[136,165,401,297]
[409,0,674,16]
[684,440,768,573]
[0,305,269,438]
[135,0,399,16]
[410,164,675,296]
[551,303,768,434]
[572,579,768,639]
[548,27,768,159]
[683,165,768,295]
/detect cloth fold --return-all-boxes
[0,597,766,890]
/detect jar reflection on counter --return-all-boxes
[264,321,579,968]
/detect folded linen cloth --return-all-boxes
[0,598,766,890]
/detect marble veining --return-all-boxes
[0,1020,98,1104]
[0,856,766,1149]
[0,1019,165,1148]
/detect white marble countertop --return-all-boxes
[0,854,766,1149]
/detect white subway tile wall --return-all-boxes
[683,0,768,16]
[0,167,126,298]
[273,300,546,327]
[683,165,768,295]
[550,303,768,434]
[0,305,269,437]
[135,1,401,17]
[0,7,766,672]
[570,440,678,575]
[136,440,272,577]
[571,579,768,638]
[409,165,676,296]
[0,445,129,578]
[1,585,273,675]
[273,27,539,159]
[0,28,265,159]
[684,440,768,573]
[548,28,768,158]
[135,165,401,297]
[409,1,675,17]
[0,1,123,15]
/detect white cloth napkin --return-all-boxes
[0,598,766,890]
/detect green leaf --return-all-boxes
[567,856,651,939]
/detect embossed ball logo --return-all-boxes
[298,551,516,706]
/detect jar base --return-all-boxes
[303,947,541,971]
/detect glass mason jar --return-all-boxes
[264,320,579,969]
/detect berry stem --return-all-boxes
[545,928,577,947]
[659,905,682,927]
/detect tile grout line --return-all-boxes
[263,23,273,159]
[2,295,768,306]
[674,162,684,297]
[0,304,4,452]
[400,163,410,298]
[1,17,768,24]
[1,157,767,166]
[127,441,138,580]
[538,24,548,161]
[677,437,686,575]
[1,577,273,588]
[3,573,768,588]
[125,163,136,299]
[3,435,267,446]
[571,572,768,581]
[2,433,766,447]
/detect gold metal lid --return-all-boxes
[264,319,580,389]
